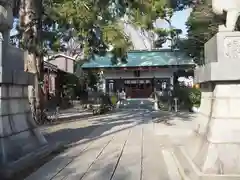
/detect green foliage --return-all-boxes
[188,87,201,107]
[12,0,192,64]
[175,85,189,103]
[153,28,182,48]
[175,86,201,108]
[12,0,131,62]
[168,0,195,10]
[128,0,169,29]
[45,0,136,62]
[61,73,80,99]
[48,0,188,62]
[125,0,189,49]
[85,70,100,90]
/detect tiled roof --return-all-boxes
[82,50,194,68]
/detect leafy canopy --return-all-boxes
[12,0,191,63]
[47,0,172,62]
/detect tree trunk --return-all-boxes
[20,0,45,124]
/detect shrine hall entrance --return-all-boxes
[106,78,171,98]
[124,79,153,98]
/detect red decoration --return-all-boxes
[43,74,49,94]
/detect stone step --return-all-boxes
[142,127,171,180]
[172,138,240,180]
[162,148,182,180]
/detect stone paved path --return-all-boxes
[27,103,184,180]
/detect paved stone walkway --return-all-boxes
[27,109,183,180]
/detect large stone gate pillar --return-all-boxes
[0,0,51,178]
[174,32,240,179]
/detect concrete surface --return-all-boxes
[26,99,195,180]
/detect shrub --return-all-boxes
[174,85,201,108]
[188,87,201,107]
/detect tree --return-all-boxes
[13,0,192,65]
[17,0,46,123]
[168,0,196,10]
[180,0,226,65]
[126,0,191,49]
[48,0,193,60]
[86,70,100,91]
[45,0,134,63]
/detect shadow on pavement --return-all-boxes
[45,121,134,146]
[43,110,140,147]
[13,110,140,180]
[152,110,196,125]
[22,111,145,180]
[23,100,194,180]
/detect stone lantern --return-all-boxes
[174,0,240,179]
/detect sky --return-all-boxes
[171,8,192,37]
[10,19,18,36]
[151,8,191,48]
[122,8,192,50]
[155,8,192,38]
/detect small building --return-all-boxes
[44,54,79,108]
[43,61,58,96]
[47,53,75,74]
[82,49,194,98]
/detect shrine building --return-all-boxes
[82,49,194,98]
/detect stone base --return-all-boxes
[0,83,47,163]
[0,81,48,177]
[195,31,240,83]
[173,82,240,179]
[195,61,240,83]
[204,32,240,64]
[173,141,240,180]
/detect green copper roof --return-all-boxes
[81,50,194,68]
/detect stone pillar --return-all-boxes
[0,0,49,178]
[174,32,240,179]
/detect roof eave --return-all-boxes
[82,63,195,69]
[48,53,76,61]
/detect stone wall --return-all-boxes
[0,85,40,164]
[0,1,50,177]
